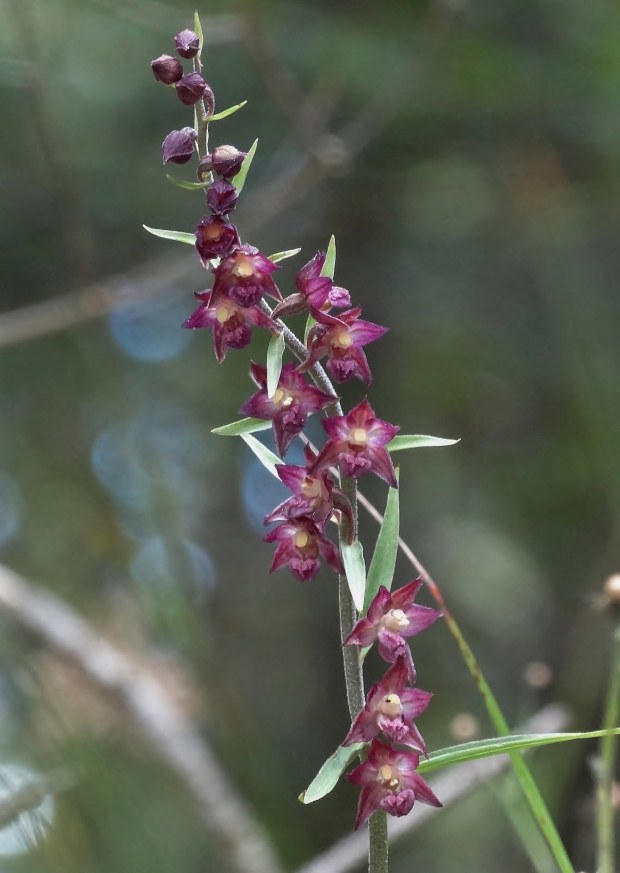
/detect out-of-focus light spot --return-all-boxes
[0,764,54,856]
[130,536,216,600]
[108,296,190,362]
[449,712,480,742]
[0,474,22,547]
[90,405,207,520]
[241,435,305,535]
[523,660,553,689]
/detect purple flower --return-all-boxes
[344,579,441,678]
[209,145,247,179]
[347,739,441,830]
[264,446,353,532]
[207,180,239,216]
[240,363,335,457]
[264,516,343,581]
[310,398,399,487]
[182,290,279,362]
[210,245,282,308]
[299,307,387,385]
[176,72,208,105]
[161,127,197,165]
[272,251,351,322]
[195,217,240,263]
[175,28,200,59]
[151,54,183,84]
[342,656,432,754]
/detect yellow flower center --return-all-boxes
[379,694,402,719]
[204,223,222,240]
[301,477,321,499]
[334,331,352,349]
[294,530,309,549]
[384,608,409,631]
[349,428,368,445]
[215,303,236,324]
[232,256,255,278]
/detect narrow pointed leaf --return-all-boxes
[209,100,248,122]
[300,742,364,804]
[266,333,285,399]
[418,727,620,776]
[341,539,366,612]
[211,417,272,436]
[388,434,459,452]
[165,175,208,191]
[268,248,301,263]
[234,138,258,195]
[240,434,280,479]
[304,313,316,345]
[193,11,203,53]
[143,225,196,245]
[320,235,336,278]
[364,470,399,610]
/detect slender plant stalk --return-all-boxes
[597,616,620,873]
[356,491,576,873]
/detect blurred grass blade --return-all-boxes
[209,101,248,122]
[240,434,280,479]
[364,471,399,610]
[212,418,272,436]
[320,235,336,278]
[341,540,366,612]
[165,175,208,191]
[300,743,364,804]
[143,225,195,245]
[388,434,459,452]
[419,727,620,775]
[266,333,285,399]
[234,139,258,195]
[268,248,301,263]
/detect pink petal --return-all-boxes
[390,579,423,609]
[366,445,398,487]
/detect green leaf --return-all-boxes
[320,235,336,278]
[341,540,366,612]
[300,743,364,804]
[165,175,207,191]
[193,11,203,53]
[364,470,400,610]
[209,100,248,122]
[266,333,285,399]
[211,418,272,436]
[143,225,195,245]
[240,434,280,479]
[388,434,459,452]
[304,313,316,345]
[418,727,620,776]
[268,248,302,264]
[234,138,258,195]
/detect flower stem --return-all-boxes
[368,812,389,873]
[597,614,620,873]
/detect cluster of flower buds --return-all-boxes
[150,22,441,829]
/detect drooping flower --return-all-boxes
[206,180,239,216]
[182,290,279,362]
[342,656,432,754]
[195,217,240,263]
[310,398,399,487]
[174,28,200,58]
[240,363,335,457]
[210,245,282,308]
[162,127,197,165]
[299,307,388,385]
[347,739,441,829]
[151,54,183,84]
[272,250,351,322]
[176,72,208,105]
[209,144,247,179]
[264,446,353,531]
[264,516,343,581]
[344,579,441,679]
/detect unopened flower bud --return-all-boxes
[162,127,198,165]
[175,29,200,59]
[210,144,247,179]
[207,180,239,215]
[151,54,183,84]
[176,72,208,105]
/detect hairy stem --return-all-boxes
[597,614,620,873]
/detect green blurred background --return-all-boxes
[0,0,619,870]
